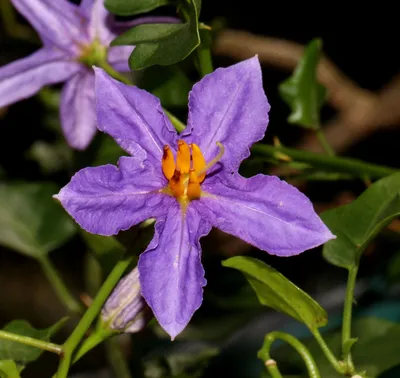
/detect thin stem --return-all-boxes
[97,61,186,133]
[104,336,132,378]
[258,331,321,378]
[38,256,83,315]
[0,330,62,355]
[55,255,135,378]
[163,108,186,133]
[316,129,335,156]
[264,359,283,378]
[311,328,345,375]
[342,265,359,373]
[251,143,398,179]
[98,61,132,85]
[196,38,214,77]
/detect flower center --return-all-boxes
[78,39,107,67]
[161,140,224,202]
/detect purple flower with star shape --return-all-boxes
[0,0,176,150]
[54,56,335,339]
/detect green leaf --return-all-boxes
[321,172,400,270]
[387,250,400,284]
[279,38,327,129]
[105,0,170,16]
[222,256,328,330]
[137,65,192,108]
[112,0,201,70]
[0,318,67,372]
[0,361,20,378]
[273,317,400,378]
[0,182,77,258]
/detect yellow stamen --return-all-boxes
[162,145,175,180]
[190,143,206,183]
[169,169,185,197]
[176,140,191,174]
[187,169,201,200]
[196,142,225,177]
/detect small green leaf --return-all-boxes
[0,318,67,372]
[322,172,400,270]
[0,182,77,258]
[112,0,201,70]
[0,361,20,378]
[279,38,327,129]
[222,256,328,330]
[137,65,192,108]
[105,0,170,16]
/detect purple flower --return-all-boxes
[0,0,176,150]
[102,267,149,333]
[55,56,335,339]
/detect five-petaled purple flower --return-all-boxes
[0,0,174,150]
[55,56,335,339]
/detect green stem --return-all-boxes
[105,336,132,378]
[342,265,359,373]
[55,255,135,378]
[0,330,62,355]
[315,128,335,156]
[38,256,83,315]
[251,143,398,179]
[258,331,321,378]
[311,328,345,375]
[197,31,214,78]
[97,61,186,133]
[264,359,283,378]
[163,108,186,133]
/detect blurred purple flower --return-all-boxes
[0,0,176,150]
[55,56,335,339]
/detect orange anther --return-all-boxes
[169,169,185,197]
[162,145,175,180]
[187,169,201,200]
[190,143,206,183]
[176,140,191,174]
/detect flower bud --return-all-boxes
[101,267,149,333]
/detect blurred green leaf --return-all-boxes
[322,172,400,270]
[112,0,201,70]
[144,345,219,378]
[81,231,125,275]
[386,250,400,284]
[105,0,169,16]
[0,182,77,258]
[279,38,327,129]
[0,318,67,372]
[222,256,327,331]
[138,65,192,108]
[273,317,400,378]
[0,361,20,378]
[92,135,128,166]
[27,140,72,175]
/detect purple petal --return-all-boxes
[0,48,81,108]
[107,46,135,72]
[11,0,87,51]
[80,0,114,44]
[184,56,270,173]
[196,173,335,256]
[94,67,177,164]
[60,71,97,150]
[138,202,211,340]
[102,267,149,333]
[54,156,171,236]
